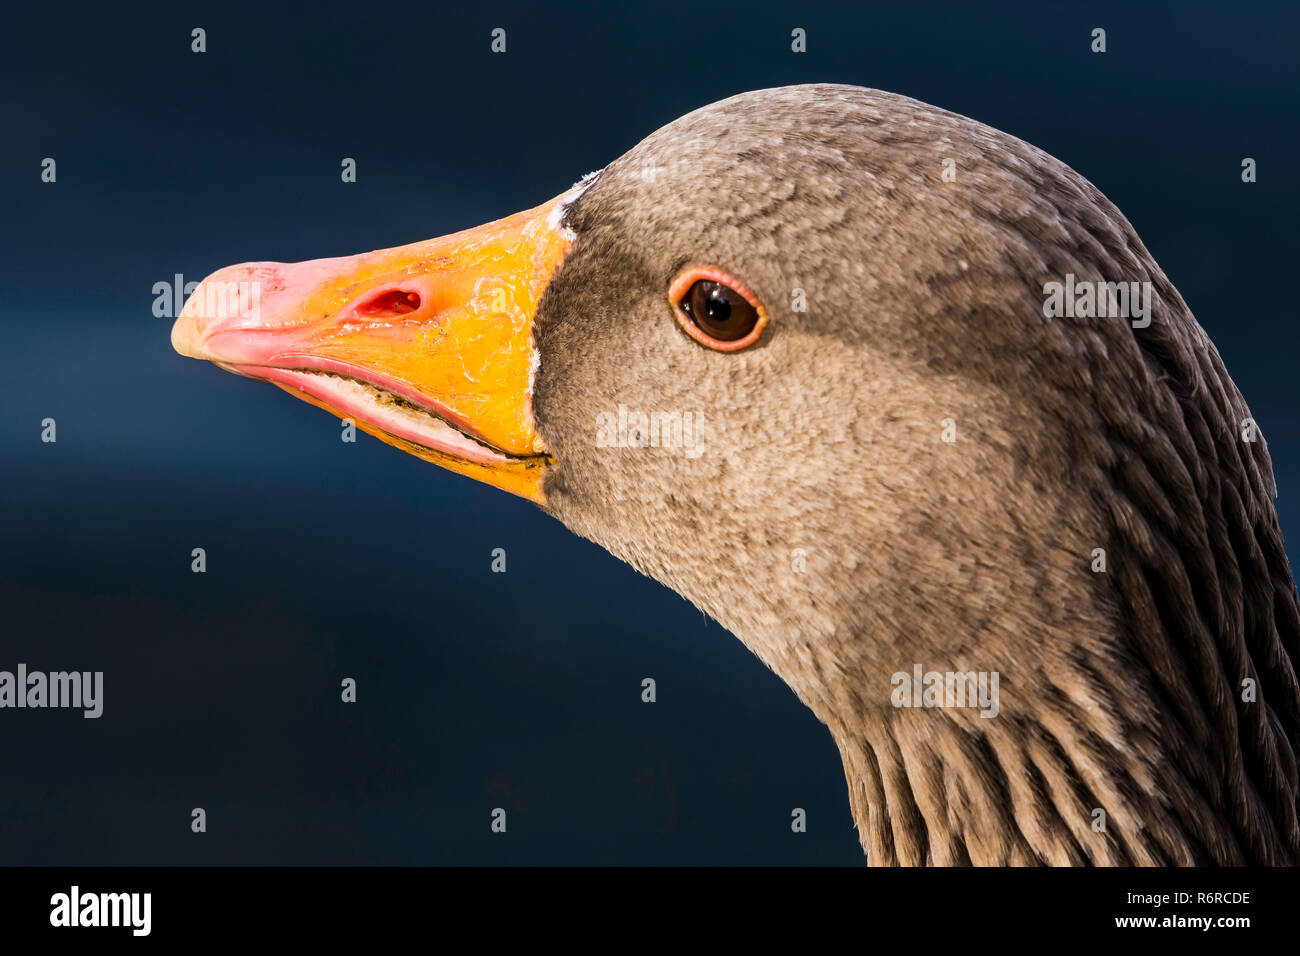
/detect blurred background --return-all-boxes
[0,0,1295,864]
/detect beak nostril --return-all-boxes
[356,289,422,318]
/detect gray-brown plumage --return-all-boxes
[175,83,1300,865]
[533,85,1300,864]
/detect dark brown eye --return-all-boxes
[668,267,768,351]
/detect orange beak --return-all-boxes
[171,191,577,505]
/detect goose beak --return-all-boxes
[170,193,575,505]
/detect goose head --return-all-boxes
[171,84,1300,865]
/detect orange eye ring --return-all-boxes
[668,266,769,351]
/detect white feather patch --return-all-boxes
[546,169,603,241]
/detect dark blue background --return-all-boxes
[1,1,1295,864]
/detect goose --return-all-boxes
[171,83,1300,866]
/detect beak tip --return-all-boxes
[170,312,201,359]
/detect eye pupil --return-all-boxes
[705,292,731,322]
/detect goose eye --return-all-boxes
[669,267,768,351]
